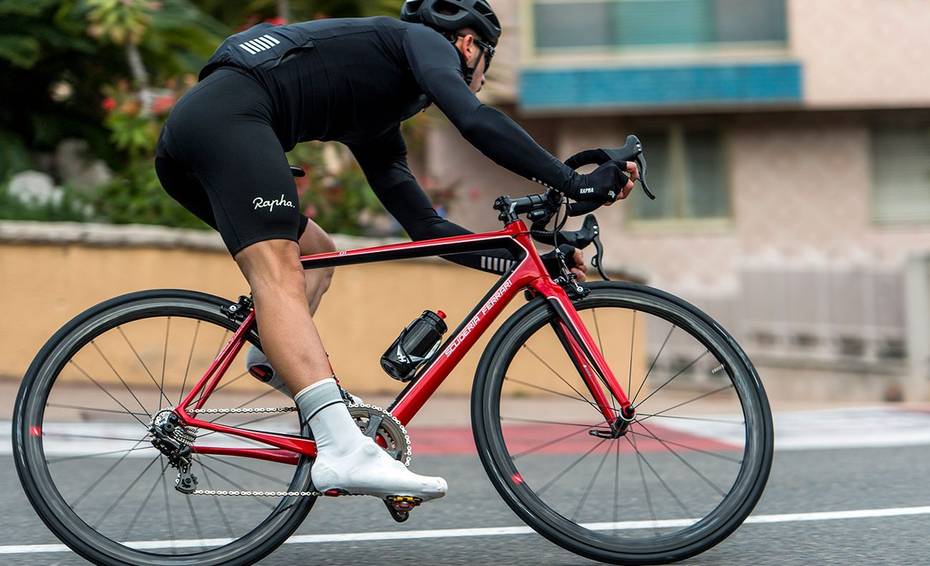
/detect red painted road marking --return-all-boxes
[407,424,739,455]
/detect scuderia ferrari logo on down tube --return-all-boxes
[444,279,513,357]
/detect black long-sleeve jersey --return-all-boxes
[200,17,573,272]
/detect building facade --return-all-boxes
[423,0,930,397]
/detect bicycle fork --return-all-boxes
[536,281,635,436]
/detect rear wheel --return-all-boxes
[13,290,315,566]
[472,282,773,565]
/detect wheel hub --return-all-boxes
[589,406,635,439]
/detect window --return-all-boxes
[629,126,729,222]
[872,127,930,223]
[532,0,787,53]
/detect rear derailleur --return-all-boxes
[149,410,199,494]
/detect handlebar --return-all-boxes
[493,134,654,223]
[491,134,656,282]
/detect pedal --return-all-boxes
[384,495,421,523]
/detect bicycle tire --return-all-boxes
[472,281,773,565]
[13,289,316,566]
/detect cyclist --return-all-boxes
[154,0,638,504]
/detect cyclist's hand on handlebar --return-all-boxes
[565,161,637,204]
[609,161,640,205]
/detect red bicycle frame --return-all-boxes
[175,218,633,466]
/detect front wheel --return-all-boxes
[472,282,773,565]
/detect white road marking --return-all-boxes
[3,505,930,555]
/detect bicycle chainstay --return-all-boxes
[184,403,411,498]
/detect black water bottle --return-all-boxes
[381,310,447,381]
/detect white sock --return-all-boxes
[294,378,364,456]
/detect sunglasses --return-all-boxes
[474,38,495,71]
[457,34,495,72]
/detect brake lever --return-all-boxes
[589,220,610,281]
[635,156,656,200]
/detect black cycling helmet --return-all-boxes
[401,0,502,46]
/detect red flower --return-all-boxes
[151,94,176,115]
[265,17,287,26]
[101,97,117,111]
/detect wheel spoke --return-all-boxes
[625,435,690,516]
[634,383,736,424]
[628,432,658,532]
[571,439,612,521]
[159,317,171,412]
[46,403,149,419]
[197,411,294,441]
[627,429,743,464]
[194,455,235,538]
[522,344,597,408]
[501,415,595,427]
[178,320,201,405]
[206,388,277,423]
[117,326,172,410]
[632,324,675,404]
[47,445,158,464]
[71,435,150,509]
[505,375,600,411]
[536,438,606,496]
[210,370,253,395]
[196,460,276,510]
[123,458,170,540]
[68,360,150,427]
[92,454,160,529]
[185,493,205,547]
[200,453,285,485]
[636,413,744,426]
[160,455,178,554]
[635,421,727,496]
[91,340,152,418]
[633,349,709,408]
[42,432,151,442]
[612,435,620,533]
[511,424,598,460]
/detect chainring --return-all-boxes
[347,403,412,467]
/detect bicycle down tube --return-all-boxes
[174,219,632,464]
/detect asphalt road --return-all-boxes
[2,437,930,565]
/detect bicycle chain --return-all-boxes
[191,489,324,497]
[187,406,297,415]
[186,403,411,498]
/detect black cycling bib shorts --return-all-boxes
[155,17,573,270]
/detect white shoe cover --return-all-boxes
[312,437,447,501]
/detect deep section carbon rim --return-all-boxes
[474,284,772,564]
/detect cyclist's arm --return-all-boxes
[403,25,573,192]
[348,128,518,275]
